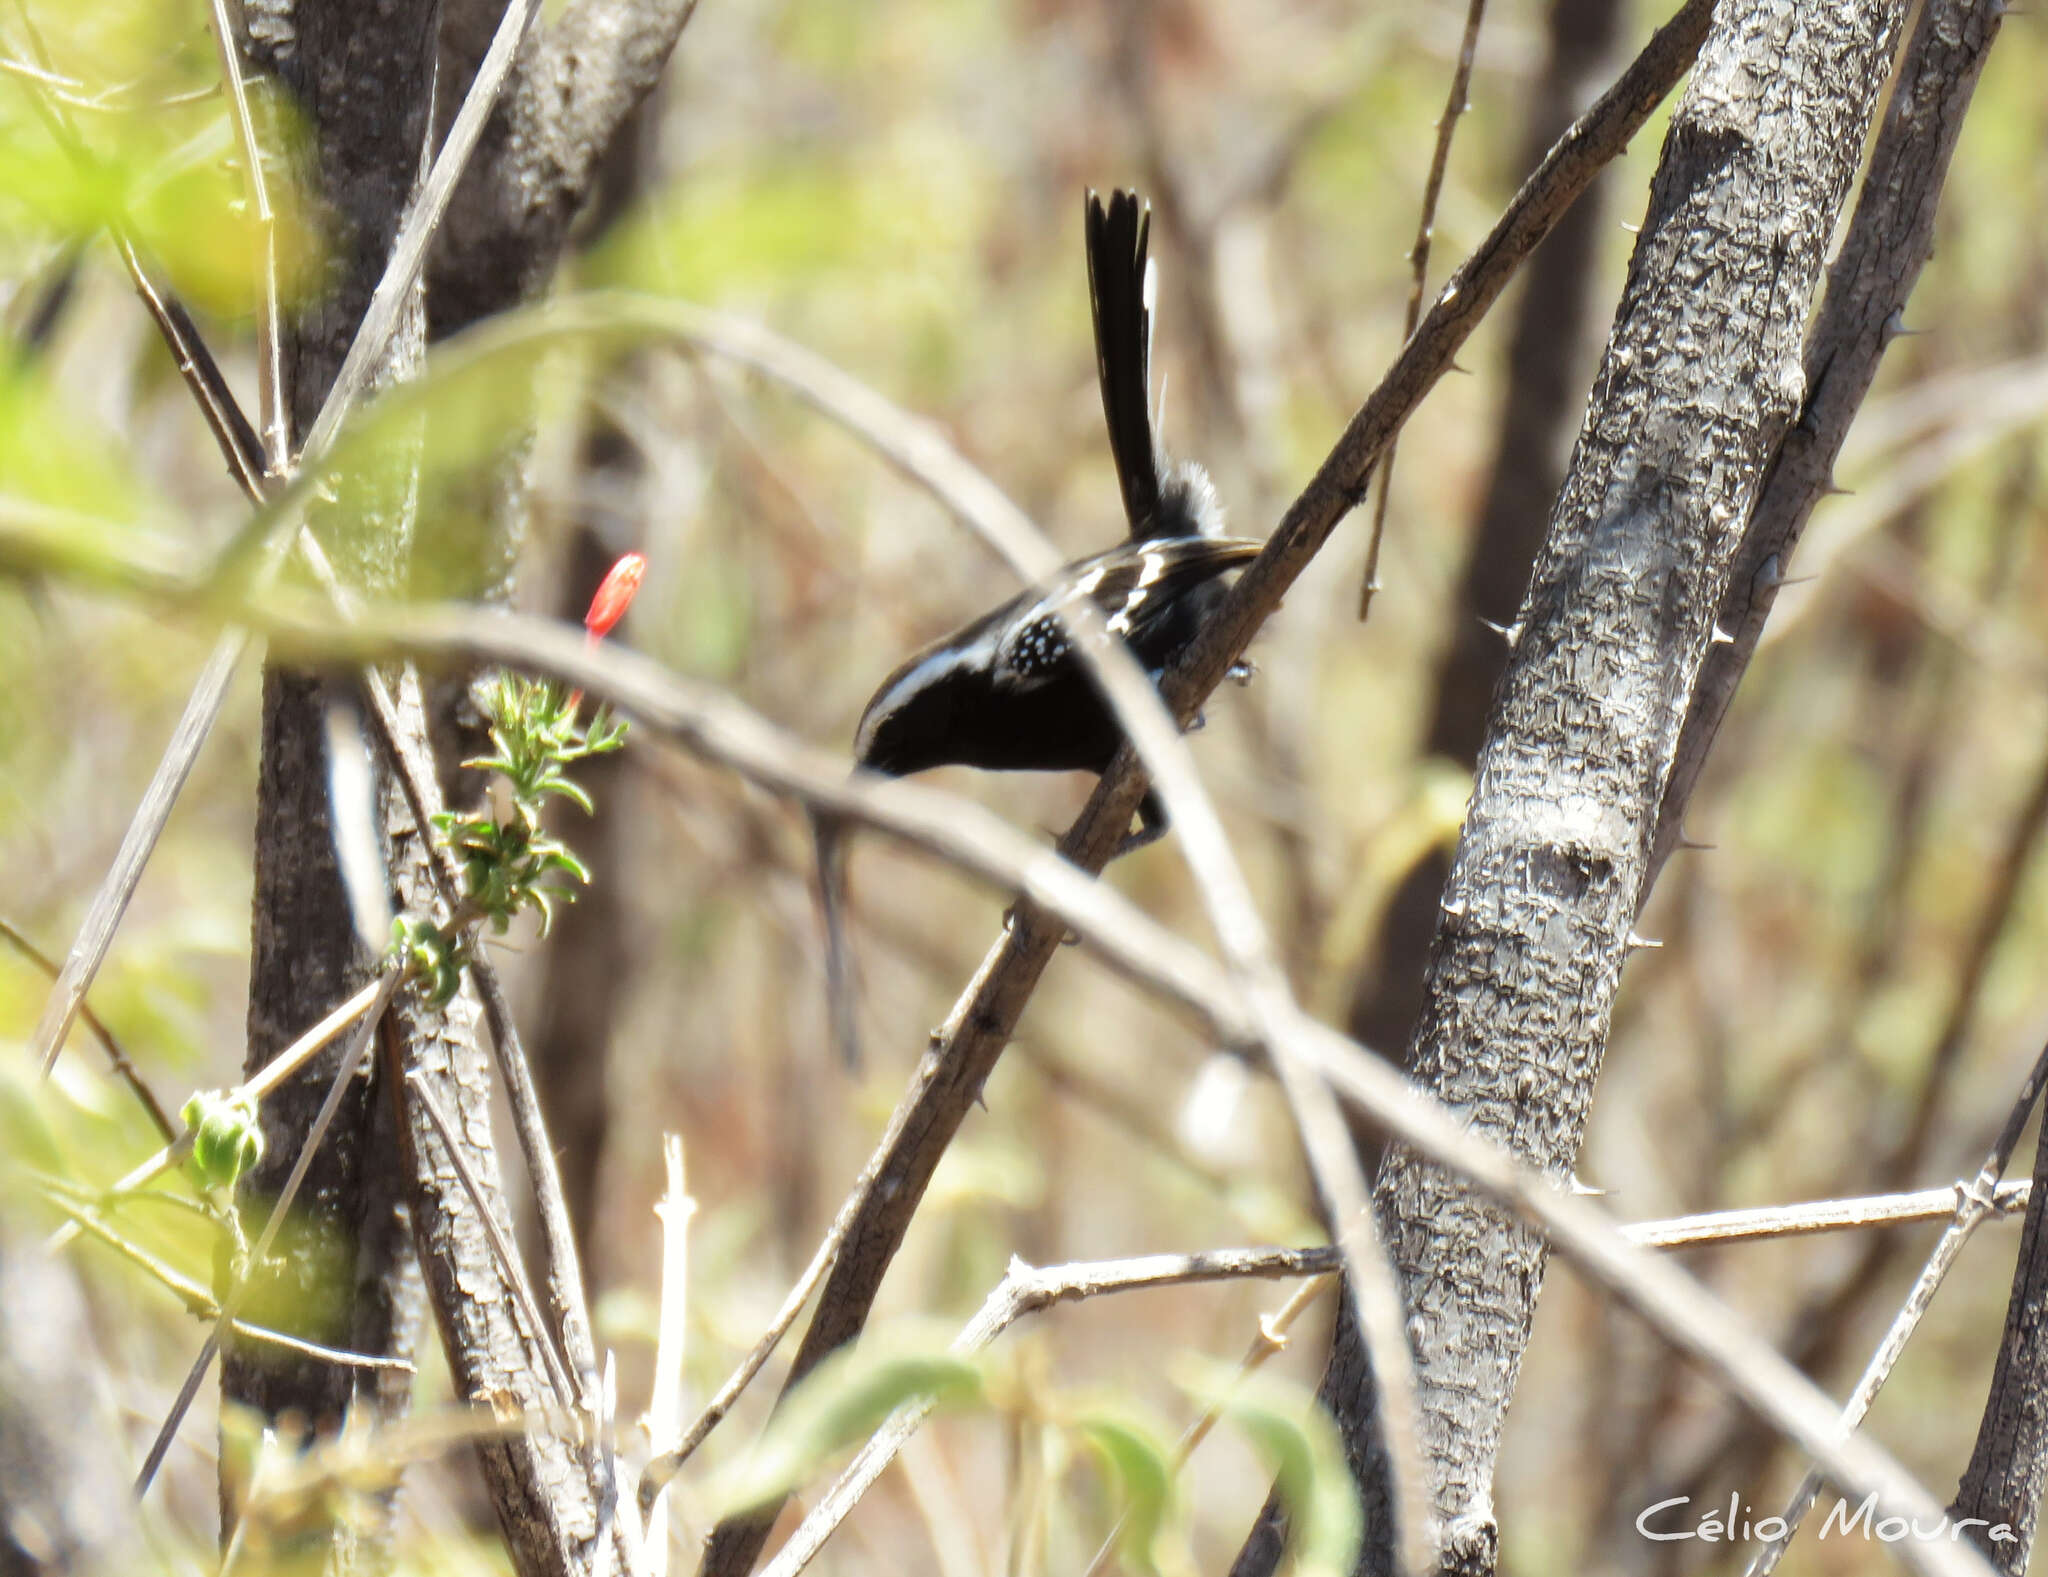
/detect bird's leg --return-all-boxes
[1114,788,1170,858]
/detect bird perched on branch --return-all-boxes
[854,187,1260,849]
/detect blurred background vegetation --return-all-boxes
[3,0,2048,1570]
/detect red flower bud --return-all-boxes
[584,551,647,641]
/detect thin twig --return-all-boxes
[29,0,543,1075]
[1359,0,1490,620]
[706,8,1724,1561]
[761,1248,1344,1577]
[1080,1270,1339,1577]
[640,1155,871,1500]
[201,0,285,473]
[1628,1181,2033,1250]
[339,286,1433,1572]
[41,1190,414,1372]
[1742,1035,2048,1575]
[0,914,175,1138]
[44,974,388,1256]
[296,0,545,467]
[270,598,1995,1577]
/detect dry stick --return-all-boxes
[1357,0,1489,620]
[643,1143,888,1500]
[404,1072,578,1410]
[645,1136,697,1573]
[29,0,544,1075]
[685,293,1439,1566]
[0,518,1991,1577]
[14,16,630,1564]
[759,1248,1345,1577]
[294,527,609,1431]
[261,607,1993,1577]
[291,533,603,1407]
[201,0,284,474]
[0,915,175,1139]
[679,307,1426,1577]
[133,966,406,1497]
[1668,723,2048,1512]
[43,1194,415,1373]
[1741,1035,2048,1577]
[1627,1182,2033,1251]
[709,2,1723,1570]
[26,5,618,1532]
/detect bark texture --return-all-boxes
[230,0,439,1478]
[1606,0,2009,1527]
[1368,0,1904,1567]
[1647,0,2008,884]
[430,0,698,333]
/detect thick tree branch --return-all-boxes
[1647,0,2009,883]
[430,0,700,330]
[1364,0,1907,1567]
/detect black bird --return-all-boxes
[854,188,1259,848]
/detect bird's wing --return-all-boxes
[994,537,1262,689]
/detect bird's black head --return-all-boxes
[853,633,980,778]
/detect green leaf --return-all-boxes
[708,1339,983,1517]
[1075,1410,1180,1577]
[1175,1359,1362,1577]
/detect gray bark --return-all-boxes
[1646,0,2008,886]
[1599,0,2012,1530]
[230,0,440,1502]
[1367,0,1905,1568]
[430,0,698,334]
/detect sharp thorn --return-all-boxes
[1626,931,1663,951]
[1710,624,1736,645]
[1568,1175,1609,1197]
